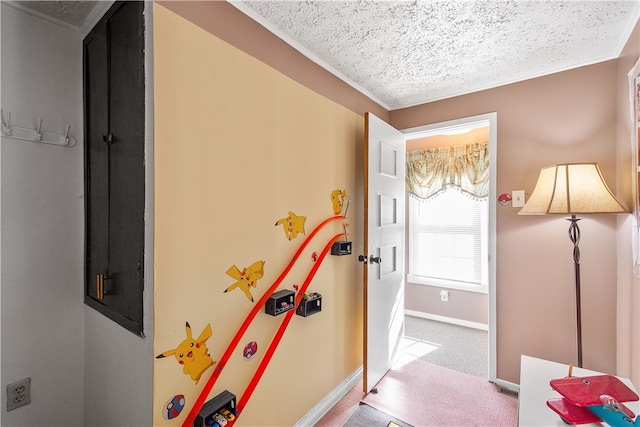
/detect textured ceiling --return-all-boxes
[11,1,101,30]
[233,1,640,110]
[10,1,639,110]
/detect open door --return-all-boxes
[363,112,406,393]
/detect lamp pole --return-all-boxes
[567,214,582,368]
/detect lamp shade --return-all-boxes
[518,163,628,215]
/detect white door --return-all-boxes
[363,112,406,393]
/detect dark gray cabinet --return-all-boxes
[84,1,145,335]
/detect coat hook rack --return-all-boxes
[1,111,76,147]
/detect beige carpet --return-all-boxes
[404,316,488,378]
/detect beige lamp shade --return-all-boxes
[518,163,628,215]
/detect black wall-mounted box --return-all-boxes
[331,241,352,256]
[296,293,322,317]
[194,390,236,427]
[265,289,295,316]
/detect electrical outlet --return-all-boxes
[7,378,30,411]
[512,190,525,208]
[439,290,449,302]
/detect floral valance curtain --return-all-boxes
[406,141,489,200]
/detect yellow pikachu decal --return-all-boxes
[275,211,306,240]
[330,189,347,215]
[224,260,265,302]
[156,322,215,384]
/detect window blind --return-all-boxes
[409,189,488,286]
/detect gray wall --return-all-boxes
[1,5,84,425]
[1,3,153,426]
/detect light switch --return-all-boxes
[512,190,525,208]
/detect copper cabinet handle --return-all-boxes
[96,274,104,300]
[96,274,113,299]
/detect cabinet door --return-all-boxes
[84,1,145,335]
[84,19,109,303]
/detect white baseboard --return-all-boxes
[294,366,363,427]
[405,309,489,331]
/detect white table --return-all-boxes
[518,355,639,426]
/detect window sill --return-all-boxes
[407,275,488,294]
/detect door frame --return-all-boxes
[400,112,498,384]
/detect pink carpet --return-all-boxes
[362,358,518,426]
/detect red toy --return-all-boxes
[547,375,639,425]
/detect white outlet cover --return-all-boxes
[512,190,525,208]
[6,377,30,411]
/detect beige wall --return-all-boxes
[615,18,640,388]
[406,127,490,151]
[156,1,388,122]
[153,4,364,425]
[153,0,640,417]
[391,58,630,383]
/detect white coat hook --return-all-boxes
[0,111,76,147]
[35,119,43,141]
[2,111,12,135]
[64,124,70,145]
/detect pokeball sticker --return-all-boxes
[163,394,185,420]
[243,341,258,360]
[498,193,512,206]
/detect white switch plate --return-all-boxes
[512,190,525,208]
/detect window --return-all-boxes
[408,189,488,292]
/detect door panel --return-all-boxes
[85,20,110,301]
[84,1,144,334]
[364,112,406,392]
[379,246,397,277]
[107,1,145,324]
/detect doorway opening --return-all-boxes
[400,112,497,383]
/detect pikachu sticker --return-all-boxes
[275,211,306,240]
[330,189,347,215]
[224,260,265,302]
[156,322,215,384]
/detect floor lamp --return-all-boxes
[518,163,628,368]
